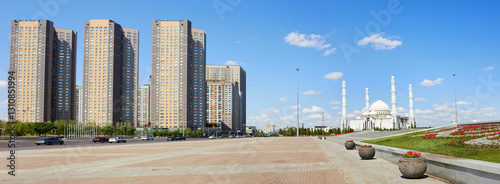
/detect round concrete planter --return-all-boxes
[398,157,427,179]
[358,147,375,159]
[345,141,355,150]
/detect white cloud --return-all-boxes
[331,106,341,110]
[455,101,473,106]
[236,41,241,44]
[0,99,8,108]
[305,114,323,119]
[329,101,341,105]
[478,66,494,72]
[0,80,7,90]
[419,78,444,87]
[279,97,288,102]
[397,107,408,113]
[262,108,280,113]
[302,90,322,95]
[224,60,245,65]
[323,72,343,81]
[357,32,402,50]
[324,48,337,56]
[415,109,434,115]
[414,97,427,102]
[279,116,295,121]
[284,31,331,49]
[285,105,301,109]
[303,106,325,113]
[434,104,453,111]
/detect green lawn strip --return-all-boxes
[364,135,500,163]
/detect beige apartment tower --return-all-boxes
[137,84,150,127]
[206,65,246,133]
[150,19,206,129]
[9,19,76,122]
[206,80,240,132]
[82,19,139,126]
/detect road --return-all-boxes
[0,137,210,152]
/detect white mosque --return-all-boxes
[341,76,416,131]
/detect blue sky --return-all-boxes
[1,0,499,129]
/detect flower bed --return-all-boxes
[419,124,500,148]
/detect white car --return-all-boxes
[141,135,154,141]
[208,135,216,139]
[235,135,242,138]
[109,137,126,143]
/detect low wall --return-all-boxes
[357,142,500,184]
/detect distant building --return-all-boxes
[348,76,416,131]
[299,123,304,128]
[246,126,257,134]
[137,84,150,127]
[75,86,83,123]
[206,80,240,133]
[265,125,276,134]
[206,65,246,133]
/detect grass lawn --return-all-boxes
[364,133,500,164]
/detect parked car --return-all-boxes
[141,135,154,141]
[208,135,216,139]
[235,135,242,138]
[318,135,326,139]
[35,137,64,145]
[92,137,109,143]
[109,137,126,143]
[167,136,176,141]
[175,135,186,141]
[229,135,236,138]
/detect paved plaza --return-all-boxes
[1,136,450,183]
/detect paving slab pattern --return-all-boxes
[0,136,448,183]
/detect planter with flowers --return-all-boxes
[358,145,375,159]
[398,151,427,179]
[345,140,355,150]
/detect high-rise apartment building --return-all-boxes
[75,85,83,123]
[137,84,150,127]
[82,19,139,126]
[206,80,239,132]
[53,28,77,122]
[150,19,206,130]
[121,28,140,124]
[9,19,76,122]
[206,65,246,133]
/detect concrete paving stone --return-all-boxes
[0,136,449,183]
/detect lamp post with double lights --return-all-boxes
[296,68,300,137]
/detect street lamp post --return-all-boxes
[296,68,300,137]
[453,74,458,124]
[122,129,125,137]
[322,112,325,140]
[239,91,243,136]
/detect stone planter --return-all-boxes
[345,141,355,150]
[358,147,375,159]
[398,157,427,179]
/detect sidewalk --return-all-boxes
[1,136,448,183]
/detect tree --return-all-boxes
[31,122,56,136]
[103,125,115,136]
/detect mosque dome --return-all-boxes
[370,100,391,111]
[369,110,377,115]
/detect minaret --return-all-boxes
[409,84,415,128]
[365,88,370,111]
[391,76,398,127]
[341,81,348,131]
